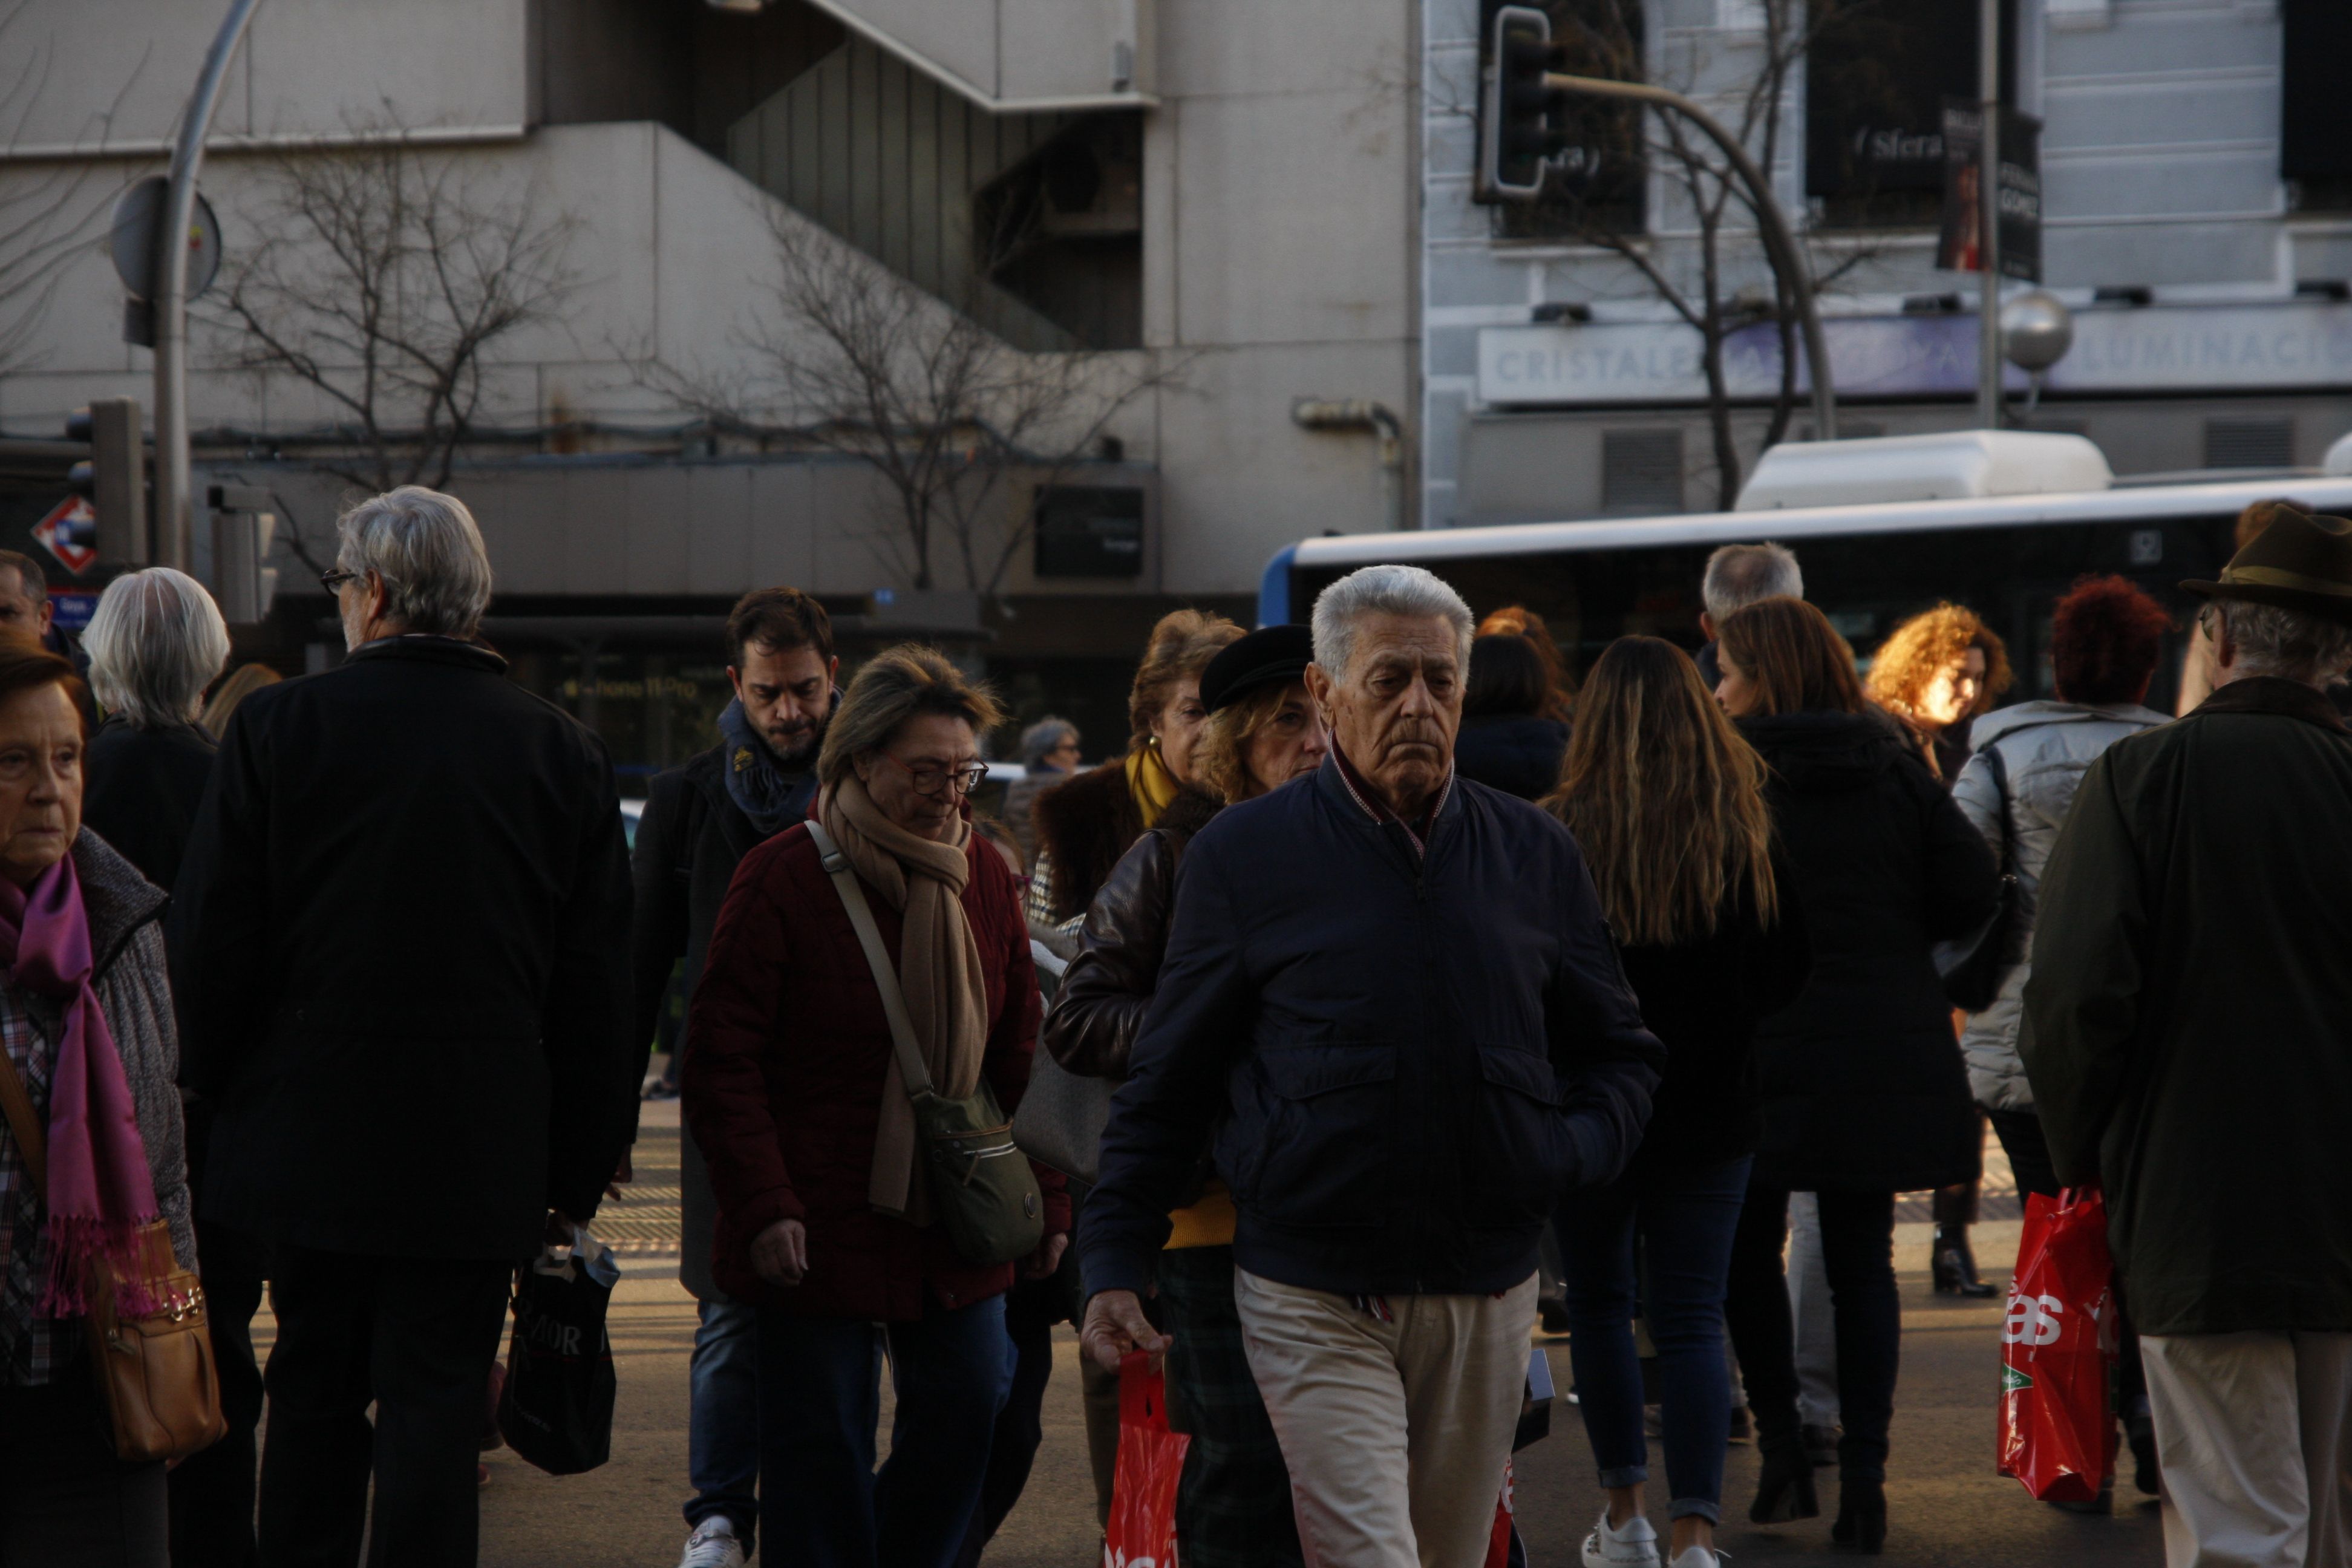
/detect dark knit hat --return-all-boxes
[1200,624,1314,714]
[2183,509,2352,629]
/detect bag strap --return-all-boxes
[1983,742,2014,877]
[803,820,937,1100]
[0,1041,46,1197]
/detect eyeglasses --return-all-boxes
[319,568,362,593]
[883,755,990,797]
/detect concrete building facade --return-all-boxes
[0,0,1419,777]
[1421,0,2352,525]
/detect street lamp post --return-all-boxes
[1538,72,1838,441]
[152,0,263,573]
[1976,0,2002,429]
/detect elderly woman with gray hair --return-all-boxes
[80,569,232,893]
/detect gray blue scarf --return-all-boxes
[718,697,820,837]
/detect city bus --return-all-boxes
[1257,433,2352,713]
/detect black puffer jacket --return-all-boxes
[1738,710,1998,1192]
[1452,713,1570,800]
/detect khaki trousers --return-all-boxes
[2142,1330,2352,1568]
[1235,1269,1535,1568]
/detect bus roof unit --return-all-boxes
[1735,430,2115,511]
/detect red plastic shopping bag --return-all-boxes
[1104,1353,1189,1568]
[1998,1187,2119,1502]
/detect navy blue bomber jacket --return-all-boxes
[1079,754,1665,1300]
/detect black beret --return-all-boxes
[1200,624,1315,714]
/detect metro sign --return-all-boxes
[31,496,97,576]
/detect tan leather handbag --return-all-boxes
[0,1047,227,1464]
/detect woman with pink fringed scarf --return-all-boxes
[0,638,195,1568]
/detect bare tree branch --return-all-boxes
[1515,0,1886,505]
[199,112,578,491]
[638,213,1187,599]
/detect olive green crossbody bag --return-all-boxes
[804,820,1044,1267]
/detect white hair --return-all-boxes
[1310,564,1475,681]
[85,567,231,728]
[335,485,494,638]
[2215,599,2352,687]
[1702,542,1803,621]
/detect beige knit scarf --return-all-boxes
[820,776,990,1224]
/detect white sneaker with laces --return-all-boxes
[1583,1509,1661,1568]
[678,1518,747,1568]
[1668,1547,1727,1568]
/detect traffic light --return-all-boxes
[1480,5,1560,201]
[64,397,149,564]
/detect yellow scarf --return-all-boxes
[1124,743,1180,829]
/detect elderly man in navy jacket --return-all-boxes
[1080,563,1664,1568]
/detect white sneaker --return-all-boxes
[678,1518,747,1568]
[1583,1508,1661,1568]
[1668,1547,1727,1568]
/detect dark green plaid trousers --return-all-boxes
[1158,1245,1305,1568]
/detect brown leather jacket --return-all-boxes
[1042,788,1222,1078]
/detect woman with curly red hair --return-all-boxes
[1951,574,2173,1503]
[1865,604,2014,785]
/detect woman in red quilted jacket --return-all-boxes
[684,644,1069,1568]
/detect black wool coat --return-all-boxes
[630,742,805,1299]
[1453,713,1570,801]
[83,717,216,892]
[169,637,638,1261]
[1615,854,1811,1174]
[2023,678,2352,1335]
[1082,759,1665,1299]
[1738,710,1998,1193]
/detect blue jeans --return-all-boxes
[1554,1156,1753,1523]
[756,1296,1016,1568]
[687,1296,760,1543]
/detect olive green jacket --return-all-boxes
[2020,676,2352,1336]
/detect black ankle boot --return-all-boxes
[1751,1432,1820,1524]
[1831,1475,1887,1553]
[1932,1226,1999,1298]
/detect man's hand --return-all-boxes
[751,1218,808,1286]
[606,1151,633,1202]
[544,1209,579,1250]
[1022,1232,1070,1281]
[1080,1288,1171,1373]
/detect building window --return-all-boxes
[2282,1,2352,214]
[1601,428,1684,512]
[2203,417,2294,471]
[1806,0,2016,230]
[1481,0,1647,241]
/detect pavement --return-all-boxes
[256,1101,2163,1566]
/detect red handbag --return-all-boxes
[1104,1353,1189,1568]
[1998,1188,2119,1502]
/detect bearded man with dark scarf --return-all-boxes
[632,586,839,1568]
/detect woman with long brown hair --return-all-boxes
[1713,598,1997,1553]
[1543,637,1808,1568]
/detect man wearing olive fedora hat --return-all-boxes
[2024,506,2352,1567]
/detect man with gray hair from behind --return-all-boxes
[1080,562,1664,1568]
[1696,542,1803,689]
[170,486,638,1567]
